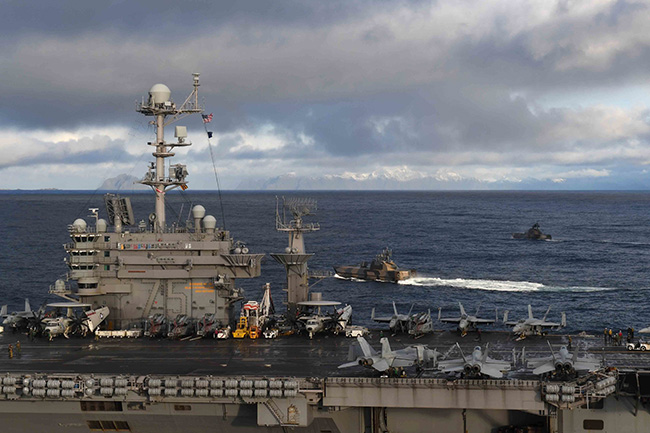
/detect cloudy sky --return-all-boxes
[2,0,650,189]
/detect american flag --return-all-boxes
[202,113,213,123]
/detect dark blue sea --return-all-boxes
[0,190,648,333]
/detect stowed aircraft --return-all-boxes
[168,314,195,339]
[371,301,432,335]
[504,305,566,339]
[0,305,5,332]
[41,303,110,340]
[371,301,413,333]
[438,302,496,336]
[297,301,352,339]
[439,343,511,378]
[1,299,38,331]
[338,336,439,376]
[526,341,600,379]
[145,313,167,338]
[196,313,221,338]
[409,310,433,336]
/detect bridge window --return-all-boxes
[174,404,192,411]
[583,419,604,430]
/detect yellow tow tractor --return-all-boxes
[233,317,249,339]
[248,325,260,339]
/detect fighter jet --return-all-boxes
[371,301,415,333]
[41,303,110,340]
[438,343,511,378]
[526,341,600,379]
[338,336,439,376]
[438,302,495,336]
[503,305,566,339]
[2,299,33,330]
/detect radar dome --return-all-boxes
[72,218,87,232]
[96,219,108,233]
[192,205,206,219]
[203,215,217,232]
[149,84,171,104]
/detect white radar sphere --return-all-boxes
[192,205,206,219]
[149,84,171,104]
[202,215,217,230]
[72,218,87,232]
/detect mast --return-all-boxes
[270,198,319,315]
[136,73,203,230]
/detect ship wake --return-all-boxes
[398,277,613,292]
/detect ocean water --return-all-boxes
[0,190,648,333]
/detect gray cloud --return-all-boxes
[2,0,650,188]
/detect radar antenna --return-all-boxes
[136,74,204,231]
[276,197,319,233]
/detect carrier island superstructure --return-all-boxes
[1,76,649,433]
[50,74,263,329]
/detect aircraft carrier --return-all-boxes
[0,75,649,433]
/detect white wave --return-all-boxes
[334,274,368,282]
[398,277,613,292]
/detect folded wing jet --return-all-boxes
[438,302,495,336]
[438,343,511,378]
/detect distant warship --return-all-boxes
[334,247,415,282]
[512,223,552,240]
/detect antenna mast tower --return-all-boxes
[270,198,320,314]
[136,73,204,231]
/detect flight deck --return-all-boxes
[1,330,648,377]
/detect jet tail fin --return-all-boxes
[371,308,376,321]
[438,307,442,321]
[357,336,375,358]
[380,337,393,359]
[0,305,6,316]
[456,342,468,364]
[503,310,509,324]
[459,302,466,317]
[24,299,31,313]
[392,301,399,317]
[542,306,552,321]
[528,305,534,320]
[547,340,557,362]
[561,312,566,328]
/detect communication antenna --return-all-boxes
[136,74,204,231]
[276,197,319,232]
